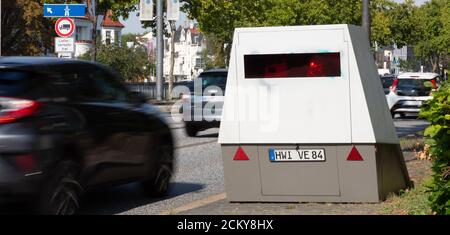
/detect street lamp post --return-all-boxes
[0,0,2,56]
[362,0,371,42]
[156,0,164,101]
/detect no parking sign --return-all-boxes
[55,17,75,38]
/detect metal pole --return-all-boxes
[91,0,96,62]
[0,0,2,56]
[156,0,164,101]
[362,0,371,42]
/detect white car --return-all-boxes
[386,72,440,118]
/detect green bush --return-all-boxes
[79,44,152,82]
[419,83,450,215]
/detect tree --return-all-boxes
[1,0,141,56]
[90,0,139,61]
[1,0,54,55]
[413,0,449,72]
[388,0,419,48]
[168,21,176,99]
[121,33,141,48]
[182,0,404,66]
[80,43,151,82]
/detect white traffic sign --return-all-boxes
[55,17,75,37]
[55,37,75,53]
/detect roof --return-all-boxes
[101,10,124,28]
[174,26,203,45]
[397,72,440,79]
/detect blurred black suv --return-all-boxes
[0,57,174,214]
[181,69,228,137]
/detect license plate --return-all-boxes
[404,100,422,106]
[269,149,326,162]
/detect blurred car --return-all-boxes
[0,57,174,214]
[182,69,228,137]
[386,72,440,118]
[381,74,396,95]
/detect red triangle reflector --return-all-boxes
[233,147,249,161]
[347,146,364,161]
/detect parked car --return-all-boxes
[0,57,174,214]
[386,72,440,118]
[381,74,396,95]
[182,69,228,137]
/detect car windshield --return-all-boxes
[188,72,228,95]
[194,72,227,87]
[0,70,34,96]
[397,78,434,96]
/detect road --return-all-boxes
[78,115,429,215]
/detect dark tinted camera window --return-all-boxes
[0,70,34,96]
[244,53,341,78]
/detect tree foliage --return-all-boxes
[80,44,151,82]
[1,0,140,56]
[181,0,420,66]
[413,0,449,72]
[419,82,450,215]
[1,0,54,55]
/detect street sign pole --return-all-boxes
[0,0,2,56]
[91,0,96,62]
[156,0,164,101]
[362,0,371,42]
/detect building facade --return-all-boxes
[163,24,205,81]
[137,22,205,82]
[71,5,124,57]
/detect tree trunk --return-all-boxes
[90,0,97,62]
[430,55,438,73]
[168,21,176,100]
[91,18,97,61]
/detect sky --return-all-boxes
[121,0,428,34]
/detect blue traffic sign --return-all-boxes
[43,4,86,18]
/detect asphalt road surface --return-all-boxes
[78,115,429,215]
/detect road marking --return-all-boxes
[159,193,226,215]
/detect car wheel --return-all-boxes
[185,124,198,137]
[142,144,173,197]
[39,161,82,215]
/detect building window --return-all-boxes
[114,30,120,45]
[75,26,82,41]
[105,31,111,45]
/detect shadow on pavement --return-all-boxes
[78,182,204,215]
[0,182,204,215]
[196,132,219,138]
